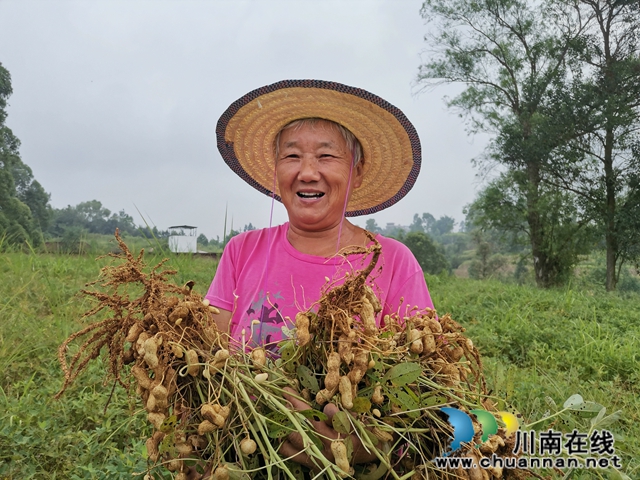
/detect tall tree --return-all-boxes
[0,62,51,246]
[543,0,640,290]
[418,0,590,286]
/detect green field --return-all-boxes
[0,245,638,479]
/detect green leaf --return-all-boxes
[351,397,372,414]
[612,431,626,443]
[284,360,299,373]
[371,354,385,368]
[332,411,351,434]
[296,365,320,393]
[298,409,328,422]
[573,401,606,415]
[344,435,354,463]
[544,396,557,409]
[283,461,306,480]
[307,431,324,451]
[563,394,584,410]
[279,341,296,362]
[422,393,448,406]
[343,435,353,463]
[160,414,177,433]
[265,412,295,438]
[355,461,389,480]
[591,409,622,430]
[590,407,606,428]
[159,432,176,457]
[363,428,380,445]
[383,363,422,386]
[386,388,420,418]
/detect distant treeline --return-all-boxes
[1,60,638,292]
[48,200,155,238]
[365,213,522,281]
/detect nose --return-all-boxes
[297,156,321,182]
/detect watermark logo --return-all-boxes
[439,407,518,456]
[439,407,475,454]
[437,407,622,470]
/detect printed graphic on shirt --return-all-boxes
[245,289,290,350]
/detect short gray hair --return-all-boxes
[273,118,363,166]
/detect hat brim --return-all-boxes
[216,80,421,217]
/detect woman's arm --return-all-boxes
[211,307,232,335]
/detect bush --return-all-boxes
[60,226,87,254]
[400,231,449,274]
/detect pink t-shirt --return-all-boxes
[205,223,434,350]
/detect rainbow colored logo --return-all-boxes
[439,407,519,456]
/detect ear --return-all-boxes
[352,160,365,189]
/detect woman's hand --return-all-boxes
[280,387,379,472]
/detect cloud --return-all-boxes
[1,0,488,239]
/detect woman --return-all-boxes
[201,80,434,474]
[206,80,434,350]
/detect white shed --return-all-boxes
[168,225,198,253]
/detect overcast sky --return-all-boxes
[0,0,490,240]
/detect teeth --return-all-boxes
[298,192,324,198]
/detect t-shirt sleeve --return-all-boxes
[205,241,237,313]
[378,237,435,318]
[387,269,434,317]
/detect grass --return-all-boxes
[427,273,639,479]
[0,246,217,479]
[0,239,638,479]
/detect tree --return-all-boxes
[542,0,640,290]
[0,62,51,246]
[429,215,456,237]
[365,218,382,233]
[467,232,508,280]
[418,0,591,286]
[409,214,425,233]
[208,235,223,249]
[197,233,209,246]
[49,200,140,237]
[408,213,454,236]
[380,223,407,238]
[466,171,595,282]
[401,231,449,274]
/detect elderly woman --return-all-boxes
[199,80,434,475]
[206,80,434,348]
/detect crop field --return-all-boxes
[0,243,638,479]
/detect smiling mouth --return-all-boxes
[297,192,325,199]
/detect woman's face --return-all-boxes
[276,120,363,233]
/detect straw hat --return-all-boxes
[216,80,421,216]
